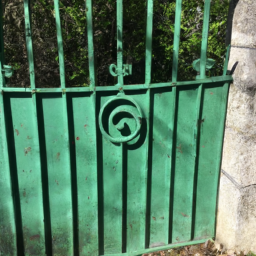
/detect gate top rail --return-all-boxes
[0,0,232,91]
[0,74,232,93]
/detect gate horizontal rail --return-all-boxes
[0,75,233,93]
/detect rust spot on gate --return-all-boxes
[30,234,40,241]
[56,152,60,160]
[15,129,19,136]
[24,147,31,155]
[197,118,205,127]
[152,216,156,221]
[176,144,183,154]
[181,212,189,218]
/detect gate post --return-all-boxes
[216,0,256,253]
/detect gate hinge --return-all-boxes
[109,64,132,77]
[2,65,13,78]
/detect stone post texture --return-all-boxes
[216,0,256,253]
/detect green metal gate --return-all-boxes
[0,0,233,255]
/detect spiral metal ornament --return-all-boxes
[99,95,143,143]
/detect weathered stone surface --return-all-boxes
[230,48,256,93]
[216,0,256,253]
[237,186,256,252]
[231,0,256,48]
[216,173,240,250]
[223,83,256,186]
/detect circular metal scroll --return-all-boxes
[99,95,143,143]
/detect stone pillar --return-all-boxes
[216,0,256,253]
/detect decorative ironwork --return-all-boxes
[109,64,132,77]
[99,93,142,143]
[193,58,216,79]
[2,65,13,78]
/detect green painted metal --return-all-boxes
[199,0,211,79]
[109,64,132,78]
[0,0,233,255]
[192,58,216,73]
[223,45,231,76]
[102,238,209,256]
[0,75,233,93]
[0,2,17,255]
[145,0,153,85]
[116,0,124,87]
[2,65,13,78]
[172,0,182,83]
[24,0,35,88]
[54,0,66,88]
[21,4,46,254]
[86,0,96,89]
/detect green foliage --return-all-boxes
[2,0,229,87]
[151,0,229,82]
[247,252,256,256]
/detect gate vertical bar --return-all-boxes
[194,82,230,238]
[144,0,154,247]
[223,45,231,76]
[87,0,96,89]
[171,0,202,236]
[199,0,211,79]
[194,45,231,239]
[125,92,149,253]
[10,0,47,253]
[191,0,211,239]
[172,0,182,83]
[144,1,154,245]
[0,100,17,256]
[191,84,203,240]
[146,0,175,246]
[117,0,123,87]
[149,88,176,246]
[101,95,123,254]
[102,0,124,252]
[0,0,5,87]
[169,0,182,242]
[71,0,99,254]
[54,0,65,88]
[0,1,4,86]
[0,2,17,252]
[24,0,35,88]
[172,87,199,242]
[145,0,153,85]
[51,0,73,254]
